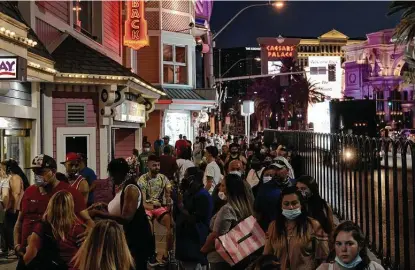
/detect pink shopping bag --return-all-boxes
[215,215,265,266]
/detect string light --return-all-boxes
[55,73,166,96]
[0,26,38,47]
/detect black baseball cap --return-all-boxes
[25,154,57,170]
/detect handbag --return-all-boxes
[215,215,265,266]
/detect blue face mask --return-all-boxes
[34,174,47,187]
[282,208,302,220]
[335,255,362,268]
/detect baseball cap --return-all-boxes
[60,152,80,164]
[272,156,290,169]
[25,154,57,170]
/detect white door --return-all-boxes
[56,127,96,173]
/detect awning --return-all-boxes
[157,86,215,111]
[51,34,165,99]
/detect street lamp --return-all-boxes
[212,1,285,41]
[216,57,261,134]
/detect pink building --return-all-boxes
[343,29,415,129]
[14,1,163,179]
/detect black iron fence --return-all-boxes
[266,130,415,270]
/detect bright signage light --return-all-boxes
[308,101,331,134]
[307,56,342,99]
[124,0,149,50]
[268,60,282,74]
[0,57,17,79]
[266,45,295,58]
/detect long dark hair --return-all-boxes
[107,158,132,196]
[328,221,370,269]
[224,174,253,220]
[2,159,30,190]
[296,175,333,234]
[271,186,311,245]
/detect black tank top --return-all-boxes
[120,182,154,261]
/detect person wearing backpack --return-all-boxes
[22,190,85,270]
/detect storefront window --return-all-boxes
[164,111,190,143]
[163,44,188,85]
[1,131,30,175]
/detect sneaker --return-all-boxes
[7,250,16,258]
[148,255,159,267]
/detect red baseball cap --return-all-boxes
[60,152,80,164]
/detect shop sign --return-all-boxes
[0,57,17,80]
[114,101,146,123]
[124,0,149,50]
[266,45,295,58]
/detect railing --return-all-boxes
[266,130,415,270]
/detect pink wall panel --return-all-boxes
[114,129,135,159]
[35,18,62,47]
[52,92,100,175]
[103,1,121,55]
[36,1,70,24]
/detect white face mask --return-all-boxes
[144,148,150,152]
[263,176,273,183]
[218,191,227,201]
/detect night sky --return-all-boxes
[211,1,402,48]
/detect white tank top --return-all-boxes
[108,184,141,216]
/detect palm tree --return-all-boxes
[388,2,415,68]
[246,59,325,129]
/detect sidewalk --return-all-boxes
[0,257,18,270]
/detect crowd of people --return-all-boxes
[0,133,385,270]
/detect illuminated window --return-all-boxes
[163,44,188,84]
[73,0,103,42]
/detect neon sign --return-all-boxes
[266,45,295,58]
[124,0,149,50]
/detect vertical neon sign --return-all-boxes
[124,0,149,50]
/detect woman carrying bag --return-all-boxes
[201,173,262,270]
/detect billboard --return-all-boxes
[308,100,331,134]
[307,56,342,99]
[267,60,282,74]
[0,57,17,80]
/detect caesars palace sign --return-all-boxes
[266,45,296,58]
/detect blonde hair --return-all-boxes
[43,190,79,241]
[73,220,135,270]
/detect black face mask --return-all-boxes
[231,151,239,155]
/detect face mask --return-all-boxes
[202,156,207,162]
[335,255,362,269]
[34,174,47,187]
[218,191,227,201]
[282,208,302,220]
[229,171,242,177]
[263,176,272,183]
[260,149,267,154]
[231,151,238,155]
[144,148,150,152]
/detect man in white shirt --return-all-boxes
[203,146,221,194]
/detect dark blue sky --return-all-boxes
[211,1,401,48]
